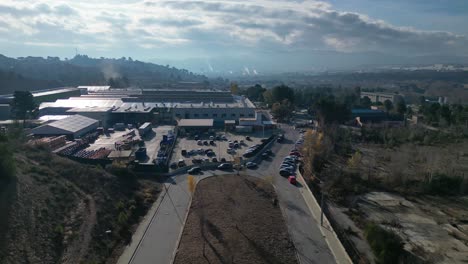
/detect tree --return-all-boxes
[11,91,35,122]
[313,96,351,125]
[383,100,393,113]
[361,96,372,109]
[271,85,294,104]
[396,100,407,115]
[262,90,273,105]
[245,84,266,101]
[271,100,293,121]
[230,82,239,95]
[187,175,196,195]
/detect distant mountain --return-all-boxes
[0,54,208,94]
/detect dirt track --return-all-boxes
[174,175,298,264]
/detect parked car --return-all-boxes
[279,169,291,177]
[170,162,177,169]
[192,158,202,164]
[209,136,214,140]
[215,135,220,140]
[245,136,251,141]
[218,163,232,170]
[220,158,226,162]
[212,158,218,163]
[202,157,210,163]
[227,148,235,154]
[203,141,209,145]
[210,140,215,145]
[261,152,269,159]
[188,167,201,174]
[194,135,199,140]
[181,149,187,156]
[233,143,239,148]
[178,159,186,167]
[221,135,227,140]
[246,162,257,168]
[288,175,297,185]
[197,140,203,145]
[206,151,215,157]
[265,149,273,155]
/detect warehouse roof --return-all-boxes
[178,119,214,127]
[32,115,99,134]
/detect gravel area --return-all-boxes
[174,175,298,264]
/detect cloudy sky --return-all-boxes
[1,0,467,72]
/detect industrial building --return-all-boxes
[38,88,257,127]
[31,114,99,139]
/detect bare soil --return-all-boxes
[174,175,298,264]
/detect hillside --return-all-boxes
[0,54,208,94]
[0,131,160,263]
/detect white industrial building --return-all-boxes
[38,88,257,127]
[31,114,99,139]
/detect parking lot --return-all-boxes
[170,131,271,169]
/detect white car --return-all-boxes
[246,162,257,168]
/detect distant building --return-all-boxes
[0,104,11,120]
[361,92,402,104]
[352,109,388,123]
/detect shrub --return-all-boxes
[365,223,403,264]
[425,173,465,196]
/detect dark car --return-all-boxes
[265,149,273,155]
[203,141,209,145]
[220,158,226,162]
[192,158,202,164]
[218,163,232,170]
[181,149,187,156]
[261,152,269,159]
[194,135,199,140]
[246,136,251,141]
[212,157,218,163]
[210,140,215,145]
[188,167,201,174]
[170,162,177,169]
[206,151,215,157]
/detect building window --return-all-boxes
[231,113,236,117]
[248,113,254,117]
[194,114,199,117]
[204,114,209,117]
[240,114,245,117]
[213,114,218,118]
[221,113,226,118]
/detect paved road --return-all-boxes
[120,124,336,264]
[251,125,335,264]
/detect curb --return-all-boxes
[296,171,353,264]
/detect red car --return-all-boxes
[288,176,297,185]
[289,151,302,157]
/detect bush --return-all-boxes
[425,173,465,196]
[365,223,403,264]
[0,142,15,182]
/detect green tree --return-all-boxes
[383,100,393,113]
[396,100,407,115]
[360,96,372,109]
[245,84,266,101]
[271,85,294,104]
[271,100,293,121]
[11,91,36,122]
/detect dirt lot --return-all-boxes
[174,175,298,264]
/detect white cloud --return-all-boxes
[0,0,466,61]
